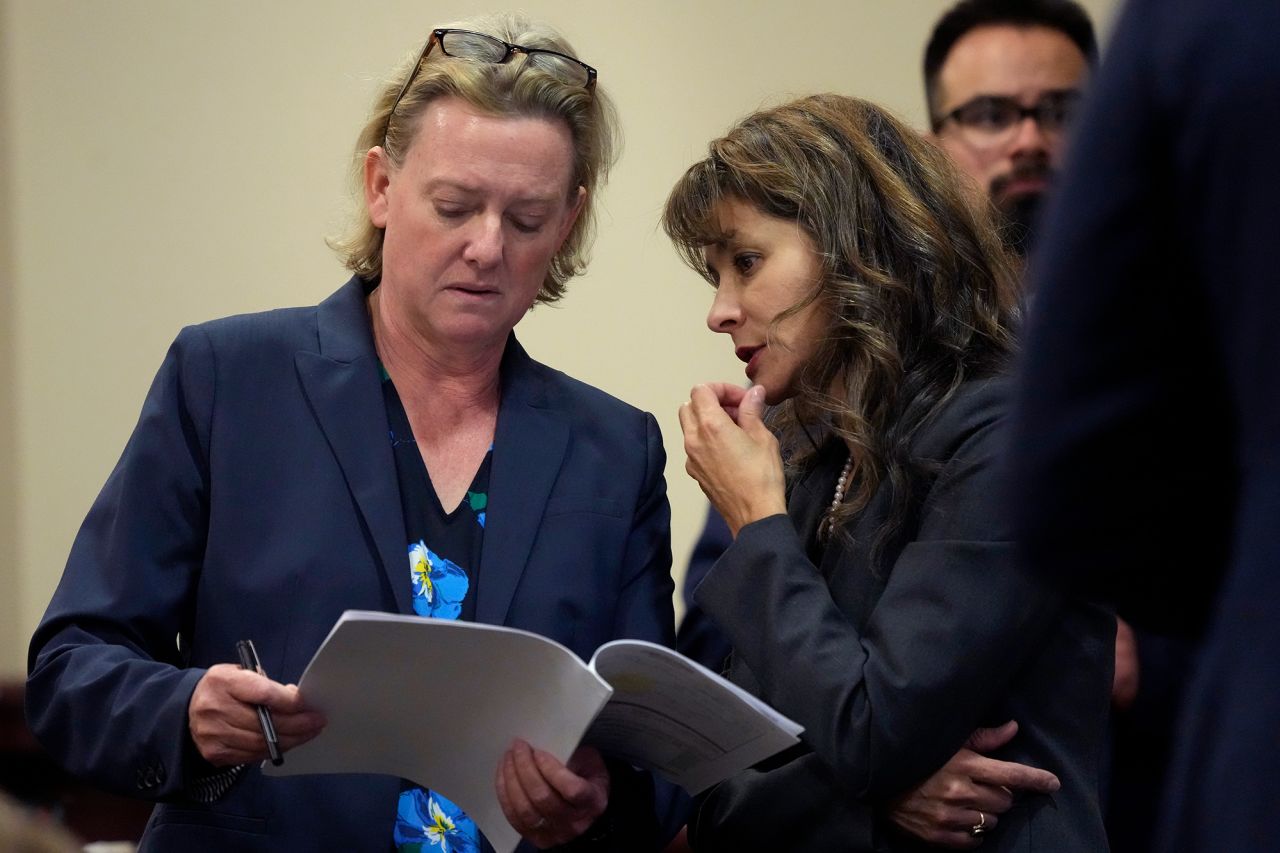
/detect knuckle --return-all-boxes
[564,784,593,809]
[528,789,556,812]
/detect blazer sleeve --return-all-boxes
[694,406,1065,801]
[26,326,216,799]
[687,752,876,852]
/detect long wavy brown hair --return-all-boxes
[664,93,1020,560]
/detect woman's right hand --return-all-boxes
[187,664,326,766]
[678,383,787,536]
[885,721,1059,848]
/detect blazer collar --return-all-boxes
[296,276,413,614]
[298,277,571,625]
[477,337,570,625]
[788,438,851,570]
[316,275,379,362]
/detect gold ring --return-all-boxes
[970,810,987,837]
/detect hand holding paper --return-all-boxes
[265,611,802,853]
[496,740,608,848]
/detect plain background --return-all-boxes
[0,0,1119,677]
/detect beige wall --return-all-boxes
[0,0,1118,676]
[1,1,18,673]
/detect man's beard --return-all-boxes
[990,161,1054,257]
[998,192,1044,257]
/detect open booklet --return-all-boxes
[264,609,802,853]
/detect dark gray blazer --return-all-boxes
[26,277,675,852]
[687,377,1112,852]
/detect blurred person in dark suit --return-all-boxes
[1009,0,1280,849]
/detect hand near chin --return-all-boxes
[678,383,786,536]
[696,382,752,423]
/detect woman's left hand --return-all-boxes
[678,383,786,536]
[495,740,610,848]
[886,721,1060,848]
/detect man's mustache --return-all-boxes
[990,160,1056,200]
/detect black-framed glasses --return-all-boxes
[385,28,597,141]
[933,90,1082,138]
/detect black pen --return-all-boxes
[236,639,284,766]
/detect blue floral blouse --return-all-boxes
[382,367,488,853]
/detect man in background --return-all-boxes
[924,0,1093,256]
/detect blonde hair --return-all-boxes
[330,13,620,304]
[665,94,1019,559]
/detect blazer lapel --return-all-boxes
[295,278,413,615]
[788,442,842,548]
[477,336,569,626]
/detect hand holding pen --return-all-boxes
[236,640,283,765]
[187,647,326,768]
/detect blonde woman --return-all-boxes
[28,15,671,852]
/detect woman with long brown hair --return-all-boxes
[667,94,1111,851]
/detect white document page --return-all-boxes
[585,640,803,794]
[264,611,612,853]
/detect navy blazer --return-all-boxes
[26,277,675,851]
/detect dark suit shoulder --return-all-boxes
[522,355,654,428]
[912,374,1012,463]
[173,277,372,374]
[185,303,321,358]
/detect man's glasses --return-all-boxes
[933,90,1082,142]
[385,28,597,141]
